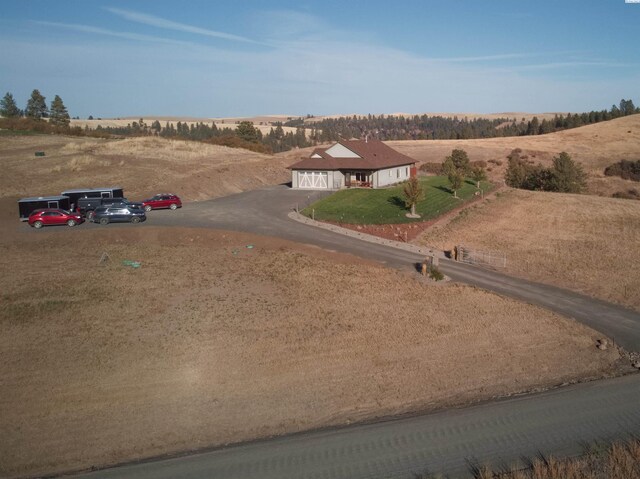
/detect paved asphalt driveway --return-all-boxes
[151,185,640,352]
[71,185,640,479]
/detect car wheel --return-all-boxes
[33,220,43,229]
[169,203,178,210]
[67,219,77,227]
[131,216,141,224]
[99,218,109,225]
[144,205,152,212]
[86,211,95,220]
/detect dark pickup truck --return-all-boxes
[76,197,143,218]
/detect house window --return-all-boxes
[397,168,400,178]
[406,167,409,176]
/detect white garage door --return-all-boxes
[298,171,328,189]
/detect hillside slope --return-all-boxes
[388,114,640,196]
[0,135,291,203]
[415,189,640,311]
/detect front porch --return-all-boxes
[344,171,373,188]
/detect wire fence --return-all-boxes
[457,245,507,269]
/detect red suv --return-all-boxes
[28,209,84,229]
[142,194,182,211]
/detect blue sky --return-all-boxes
[1,0,638,118]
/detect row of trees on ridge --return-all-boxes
[299,99,639,142]
[1,90,70,127]
[1,90,638,155]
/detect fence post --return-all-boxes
[312,209,315,221]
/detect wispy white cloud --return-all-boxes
[33,20,194,46]
[427,53,534,63]
[7,9,637,117]
[104,7,258,44]
[514,61,633,70]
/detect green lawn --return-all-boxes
[302,176,492,224]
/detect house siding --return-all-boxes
[331,170,345,189]
[376,165,411,187]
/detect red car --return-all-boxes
[28,209,84,229]
[142,194,182,211]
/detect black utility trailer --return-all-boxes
[60,187,124,209]
[18,196,71,221]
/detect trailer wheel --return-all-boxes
[131,216,141,224]
[33,221,43,229]
[67,219,77,227]
[99,218,109,225]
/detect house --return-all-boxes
[288,139,417,190]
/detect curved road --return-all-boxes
[73,185,640,478]
[152,185,640,351]
[77,376,640,479]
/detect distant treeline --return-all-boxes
[89,119,318,154]
[1,90,638,154]
[81,98,640,151]
[297,99,639,142]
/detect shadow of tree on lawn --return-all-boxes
[388,196,406,208]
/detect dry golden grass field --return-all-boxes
[0,226,621,477]
[0,135,291,202]
[451,438,640,479]
[388,114,640,196]
[301,116,640,312]
[415,189,640,311]
[0,117,637,476]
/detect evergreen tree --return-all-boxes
[25,89,48,119]
[610,104,621,118]
[236,121,260,142]
[538,119,553,134]
[549,152,587,193]
[48,95,70,127]
[505,156,529,188]
[620,99,636,116]
[0,92,21,118]
[526,116,540,135]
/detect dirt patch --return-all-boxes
[414,189,640,311]
[0,225,622,477]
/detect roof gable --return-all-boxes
[325,143,361,158]
[288,139,416,171]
